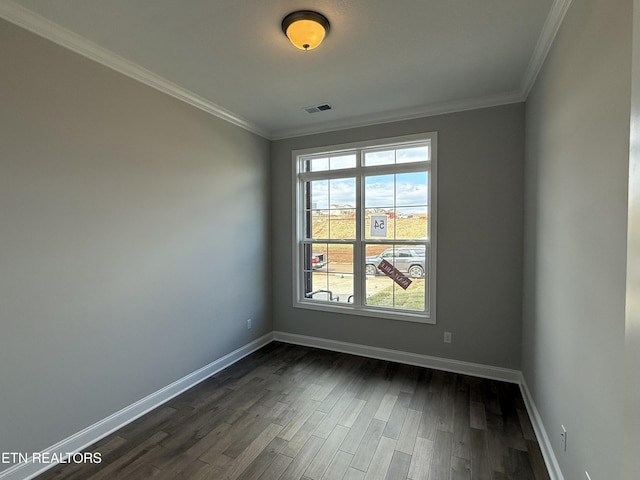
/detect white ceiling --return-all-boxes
[0,0,569,139]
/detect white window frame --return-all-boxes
[292,132,437,324]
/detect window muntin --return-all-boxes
[294,133,436,323]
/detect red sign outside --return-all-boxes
[377,259,412,290]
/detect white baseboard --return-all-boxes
[273,331,563,480]
[0,333,274,480]
[1,331,563,480]
[518,375,565,480]
[273,331,522,383]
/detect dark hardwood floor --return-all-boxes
[36,342,550,480]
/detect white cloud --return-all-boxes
[310,173,427,211]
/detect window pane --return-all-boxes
[365,174,394,208]
[327,244,353,274]
[394,279,426,311]
[365,209,394,240]
[304,154,357,171]
[327,244,353,303]
[363,172,429,240]
[395,172,427,240]
[329,178,356,206]
[396,145,429,163]
[364,244,388,275]
[366,276,395,308]
[395,207,428,240]
[305,180,328,239]
[307,157,329,172]
[304,243,353,304]
[364,145,429,166]
[307,273,332,300]
[367,280,426,311]
[304,243,330,301]
[307,179,357,239]
[309,210,328,239]
[308,180,329,210]
[395,172,428,207]
[364,244,425,311]
[364,244,425,277]
[330,154,356,170]
[329,209,355,239]
[305,243,328,273]
[364,149,394,166]
[364,243,395,307]
[328,178,355,239]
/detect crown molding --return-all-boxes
[1,0,571,142]
[269,0,575,141]
[520,0,573,97]
[0,0,270,139]
[271,90,525,140]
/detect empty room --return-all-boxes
[1,1,639,479]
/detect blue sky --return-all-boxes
[310,172,428,211]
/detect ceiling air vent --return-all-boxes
[303,103,333,114]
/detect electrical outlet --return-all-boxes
[560,425,567,451]
[246,318,252,330]
[444,332,452,344]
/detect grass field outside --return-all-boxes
[309,214,428,262]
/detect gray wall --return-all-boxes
[625,1,640,478]
[522,0,631,478]
[0,19,271,466]
[271,104,525,369]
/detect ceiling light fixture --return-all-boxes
[281,10,330,51]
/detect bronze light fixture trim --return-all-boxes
[281,10,331,51]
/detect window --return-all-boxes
[293,133,437,323]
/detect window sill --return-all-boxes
[294,300,435,324]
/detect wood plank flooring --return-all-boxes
[36,342,550,480]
